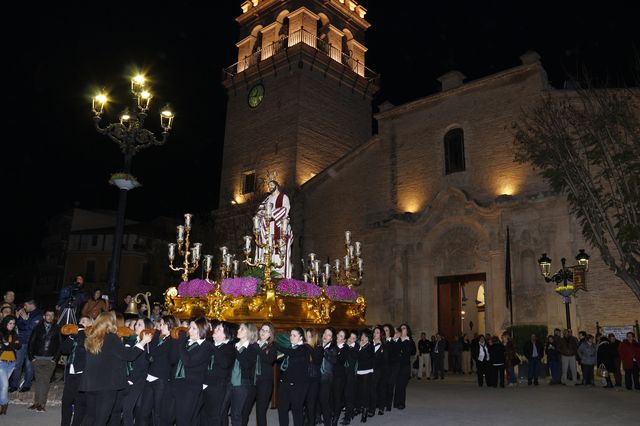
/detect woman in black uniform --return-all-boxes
[304,328,322,426]
[202,321,235,426]
[355,329,374,423]
[370,326,386,417]
[164,317,213,426]
[340,330,358,425]
[254,322,276,426]
[138,315,177,426]
[122,317,153,426]
[226,322,259,426]
[318,327,337,426]
[276,326,311,426]
[393,324,414,410]
[332,330,348,426]
[81,312,152,426]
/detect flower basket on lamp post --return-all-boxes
[109,172,141,191]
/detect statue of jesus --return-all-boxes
[254,180,293,278]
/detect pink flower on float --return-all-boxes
[177,279,214,297]
[326,285,358,302]
[277,279,322,297]
[221,277,260,297]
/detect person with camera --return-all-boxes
[56,275,88,321]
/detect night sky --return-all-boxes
[4,1,638,279]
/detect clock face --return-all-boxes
[248,84,265,108]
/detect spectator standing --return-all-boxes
[431,334,445,380]
[462,334,471,375]
[577,334,597,386]
[472,335,490,387]
[416,333,431,380]
[523,334,544,386]
[450,335,463,374]
[1,315,21,415]
[503,334,518,386]
[81,289,108,320]
[488,336,505,387]
[28,309,61,411]
[617,332,640,390]
[9,299,42,392]
[56,275,88,318]
[596,336,615,388]
[0,304,13,320]
[2,291,16,313]
[557,329,579,386]
[608,334,623,387]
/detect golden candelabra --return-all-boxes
[332,231,364,289]
[168,213,202,282]
[302,253,335,324]
[201,252,239,321]
[242,212,289,318]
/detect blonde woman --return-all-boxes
[80,312,152,426]
[225,322,260,426]
[255,322,277,426]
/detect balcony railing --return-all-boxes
[223,28,378,83]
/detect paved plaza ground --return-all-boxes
[6,374,639,425]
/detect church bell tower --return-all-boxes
[219,0,378,206]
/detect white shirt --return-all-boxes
[215,339,230,347]
[236,340,250,350]
[478,344,489,362]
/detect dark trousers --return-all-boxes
[107,388,126,426]
[122,380,145,426]
[304,379,319,426]
[476,360,489,386]
[371,370,384,411]
[582,364,594,385]
[343,373,357,419]
[85,390,118,426]
[528,358,540,384]
[490,365,505,387]
[356,373,373,414]
[255,377,273,426]
[162,382,202,426]
[549,356,561,383]
[139,379,167,426]
[201,381,228,426]
[624,362,640,390]
[613,357,622,386]
[61,373,86,426]
[385,364,399,410]
[223,383,254,426]
[33,358,56,407]
[318,379,333,425]
[277,381,309,426]
[393,363,410,408]
[431,353,444,378]
[331,376,345,420]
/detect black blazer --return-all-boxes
[169,337,214,388]
[308,345,323,380]
[356,343,374,372]
[372,342,386,371]
[28,322,61,360]
[333,344,348,378]
[397,339,413,365]
[277,343,311,384]
[80,333,144,392]
[125,338,150,383]
[148,333,174,381]
[345,344,358,376]
[205,340,236,385]
[386,339,400,365]
[256,341,277,383]
[60,328,87,373]
[320,344,337,382]
[233,342,260,385]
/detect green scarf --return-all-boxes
[174,342,198,379]
[231,346,246,386]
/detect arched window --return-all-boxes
[444,128,465,174]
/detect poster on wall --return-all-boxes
[602,325,634,341]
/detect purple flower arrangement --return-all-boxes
[277,279,322,298]
[221,277,260,297]
[177,279,214,297]
[325,285,359,302]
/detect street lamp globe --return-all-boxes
[575,249,590,271]
[537,253,552,279]
[92,93,108,116]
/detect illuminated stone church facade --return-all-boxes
[218,0,639,337]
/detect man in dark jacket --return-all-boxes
[10,299,43,392]
[28,309,61,411]
[557,329,579,386]
[417,333,431,379]
[523,334,544,385]
[56,275,88,322]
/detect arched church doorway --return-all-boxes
[437,273,486,343]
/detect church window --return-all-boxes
[444,128,465,174]
[242,170,256,194]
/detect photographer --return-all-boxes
[56,275,88,319]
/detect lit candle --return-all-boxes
[314,259,320,273]
[253,216,260,231]
[334,258,340,272]
[233,260,239,276]
[344,255,350,270]
[184,213,192,229]
[309,253,316,262]
[358,258,363,271]
[324,263,331,277]
[225,253,232,267]
[281,218,289,237]
[345,230,351,244]
[177,225,185,242]
[355,241,361,256]
[348,245,354,258]
[303,273,309,282]
[192,243,202,260]
[220,246,228,257]
[204,255,213,272]
[243,235,252,252]
[168,243,176,260]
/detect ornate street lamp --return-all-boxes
[537,250,589,329]
[92,72,174,301]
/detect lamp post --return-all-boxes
[92,73,174,301]
[537,249,590,329]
